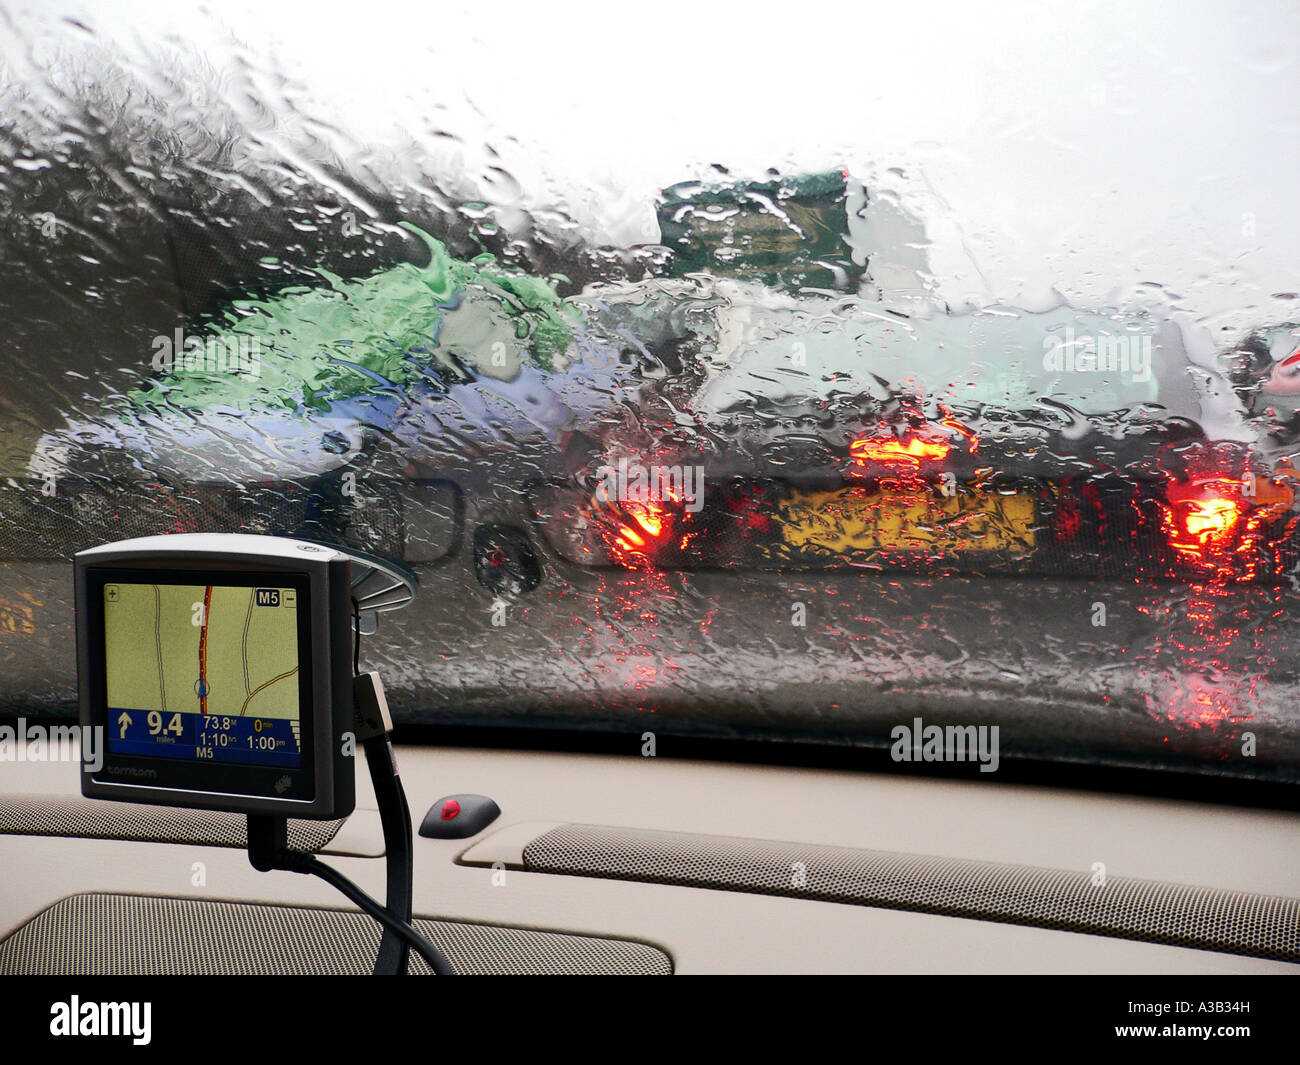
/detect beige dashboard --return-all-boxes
[2,743,1297,973]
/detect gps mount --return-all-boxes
[246,668,451,975]
[239,546,450,975]
[75,533,451,976]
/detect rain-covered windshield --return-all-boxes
[3,0,1300,787]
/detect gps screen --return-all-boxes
[103,581,304,768]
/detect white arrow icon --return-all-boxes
[117,712,131,739]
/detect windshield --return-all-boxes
[3,0,1300,790]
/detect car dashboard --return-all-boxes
[2,740,1296,974]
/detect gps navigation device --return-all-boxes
[76,534,355,819]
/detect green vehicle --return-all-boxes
[656,169,866,293]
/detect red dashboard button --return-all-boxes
[419,794,500,839]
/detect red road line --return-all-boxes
[198,584,212,714]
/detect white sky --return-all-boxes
[5,0,1300,333]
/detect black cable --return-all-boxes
[247,814,453,974]
[244,576,451,975]
[279,850,454,975]
[363,731,414,975]
[351,598,362,677]
[351,594,421,975]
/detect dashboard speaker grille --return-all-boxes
[521,823,1300,963]
[0,793,342,853]
[0,893,672,976]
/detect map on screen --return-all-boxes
[104,582,302,767]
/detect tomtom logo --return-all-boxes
[50,996,151,1045]
[106,765,157,778]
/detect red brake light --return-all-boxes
[596,495,683,566]
[849,436,952,468]
[849,412,975,475]
[616,499,670,545]
[1163,484,1242,561]
[1161,469,1293,578]
[1180,496,1243,538]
